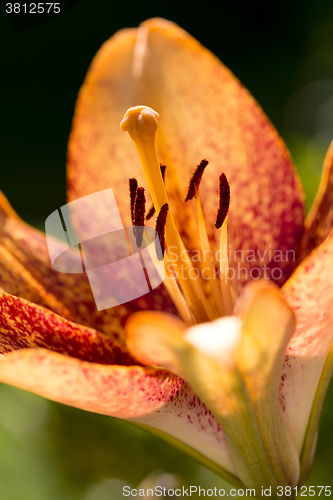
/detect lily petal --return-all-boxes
[0,292,180,418]
[299,140,333,260]
[299,343,333,485]
[0,348,179,419]
[0,292,133,363]
[0,241,73,319]
[126,287,300,489]
[130,383,241,488]
[68,18,304,290]
[126,312,246,485]
[282,227,333,454]
[235,281,300,487]
[0,292,239,485]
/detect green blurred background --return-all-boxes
[1,0,333,498]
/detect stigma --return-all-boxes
[121,106,159,141]
[121,106,233,325]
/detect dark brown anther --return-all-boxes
[134,187,146,247]
[146,164,167,220]
[185,159,209,201]
[160,164,166,181]
[129,178,138,223]
[155,203,169,261]
[146,205,156,221]
[215,173,230,229]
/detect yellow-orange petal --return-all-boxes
[0,191,177,339]
[298,139,333,261]
[0,291,181,418]
[68,18,304,291]
[0,291,240,484]
[0,349,179,419]
[0,344,242,486]
[282,227,333,453]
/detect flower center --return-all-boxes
[121,105,233,325]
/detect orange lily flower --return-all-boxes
[1,18,333,493]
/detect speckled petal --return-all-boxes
[131,382,241,487]
[0,292,133,363]
[298,343,333,485]
[67,18,304,292]
[0,292,180,418]
[299,140,333,261]
[282,228,333,454]
[0,291,239,484]
[0,349,180,419]
[126,311,258,487]
[0,342,242,486]
[0,192,177,340]
[126,307,299,489]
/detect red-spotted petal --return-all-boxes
[0,292,180,418]
[68,18,304,291]
[0,192,177,340]
[282,228,333,453]
[0,292,133,363]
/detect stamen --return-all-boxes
[155,203,169,261]
[129,178,138,223]
[219,218,233,315]
[215,173,233,315]
[163,259,196,325]
[160,164,166,180]
[121,106,211,323]
[196,194,224,317]
[146,165,166,220]
[134,187,146,247]
[185,159,208,202]
[145,206,155,221]
[184,159,223,317]
[215,173,230,229]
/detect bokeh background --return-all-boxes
[1,0,333,498]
